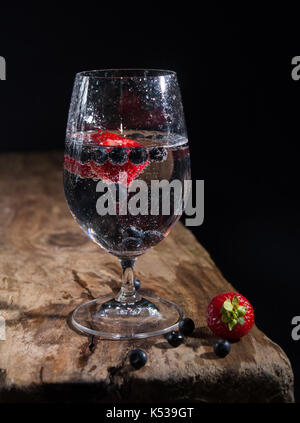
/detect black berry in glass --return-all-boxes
[129,147,148,165]
[108,147,128,165]
[149,147,167,162]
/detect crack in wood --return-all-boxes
[72,270,94,299]
[0,369,6,386]
[78,336,97,369]
[105,351,129,399]
[107,357,127,379]
[88,335,97,353]
[39,366,44,384]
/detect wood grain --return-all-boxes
[0,152,294,403]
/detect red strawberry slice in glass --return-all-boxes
[64,156,95,178]
[64,131,149,186]
[89,131,149,186]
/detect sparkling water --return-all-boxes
[63,130,190,258]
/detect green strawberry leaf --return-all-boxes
[238,317,245,326]
[221,314,230,323]
[228,319,238,331]
[232,296,239,308]
[223,299,233,312]
[220,296,248,332]
[237,306,247,316]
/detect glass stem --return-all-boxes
[115,258,141,304]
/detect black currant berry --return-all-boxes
[108,147,128,165]
[129,349,147,369]
[122,226,144,239]
[143,230,164,247]
[213,339,231,358]
[166,331,184,347]
[122,237,142,250]
[80,146,91,163]
[179,318,195,336]
[91,146,108,165]
[149,147,167,162]
[129,147,148,165]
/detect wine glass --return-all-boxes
[63,69,191,339]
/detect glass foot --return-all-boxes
[71,293,183,339]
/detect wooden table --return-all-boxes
[0,152,294,403]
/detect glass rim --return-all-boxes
[75,69,177,79]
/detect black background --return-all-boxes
[1,4,300,402]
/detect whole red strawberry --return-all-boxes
[206,292,254,339]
